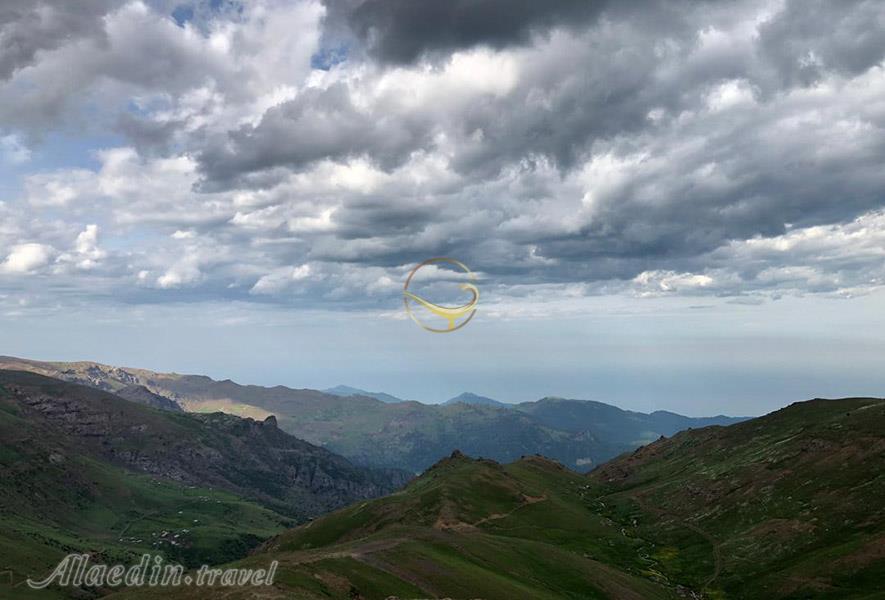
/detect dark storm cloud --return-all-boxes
[196,83,435,190]
[193,0,749,189]
[331,198,438,240]
[758,0,885,87]
[540,112,885,267]
[195,3,690,188]
[323,0,610,64]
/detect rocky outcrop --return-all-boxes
[115,384,183,411]
[0,370,411,521]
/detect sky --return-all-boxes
[1,0,884,416]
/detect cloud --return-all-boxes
[196,82,435,189]
[25,169,95,207]
[757,0,885,87]
[1,243,55,273]
[321,0,611,64]
[0,0,323,136]
[0,0,115,80]
[0,134,30,164]
[250,264,312,295]
[633,271,715,296]
[73,224,107,268]
[0,0,883,314]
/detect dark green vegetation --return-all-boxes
[112,452,677,600]
[0,356,745,473]
[112,396,885,600]
[0,370,407,598]
[588,396,885,599]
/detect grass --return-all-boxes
[108,398,885,600]
[3,370,883,600]
[0,375,295,599]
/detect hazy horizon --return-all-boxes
[2,0,884,419]
[5,285,885,417]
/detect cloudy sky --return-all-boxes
[1,0,884,415]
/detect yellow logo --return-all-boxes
[403,258,479,333]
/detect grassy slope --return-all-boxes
[0,396,291,599]
[0,370,399,598]
[112,454,678,600]
[114,398,884,600]
[586,397,885,599]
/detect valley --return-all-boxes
[1,358,881,599]
[0,356,745,473]
[110,396,885,599]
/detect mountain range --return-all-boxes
[0,356,746,473]
[107,395,884,599]
[0,369,407,595]
[0,356,881,598]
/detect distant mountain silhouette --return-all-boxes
[0,356,746,474]
[323,384,407,403]
[443,391,509,407]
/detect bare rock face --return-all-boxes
[115,384,183,412]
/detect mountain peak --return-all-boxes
[443,392,508,407]
[517,454,566,470]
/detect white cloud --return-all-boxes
[72,224,107,269]
[157,263,203,289]
[251,264,312,295]
[633,271,715,296]
[1,243,55,274]
[25,169,96,207]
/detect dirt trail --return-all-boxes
[433,493,548,531]
[276,536,409,566]
[471,494,548,527]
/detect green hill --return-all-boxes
[587,397,885,599]
[0,370,406,598]
[112,452,677,600]
[111,397,884,600]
